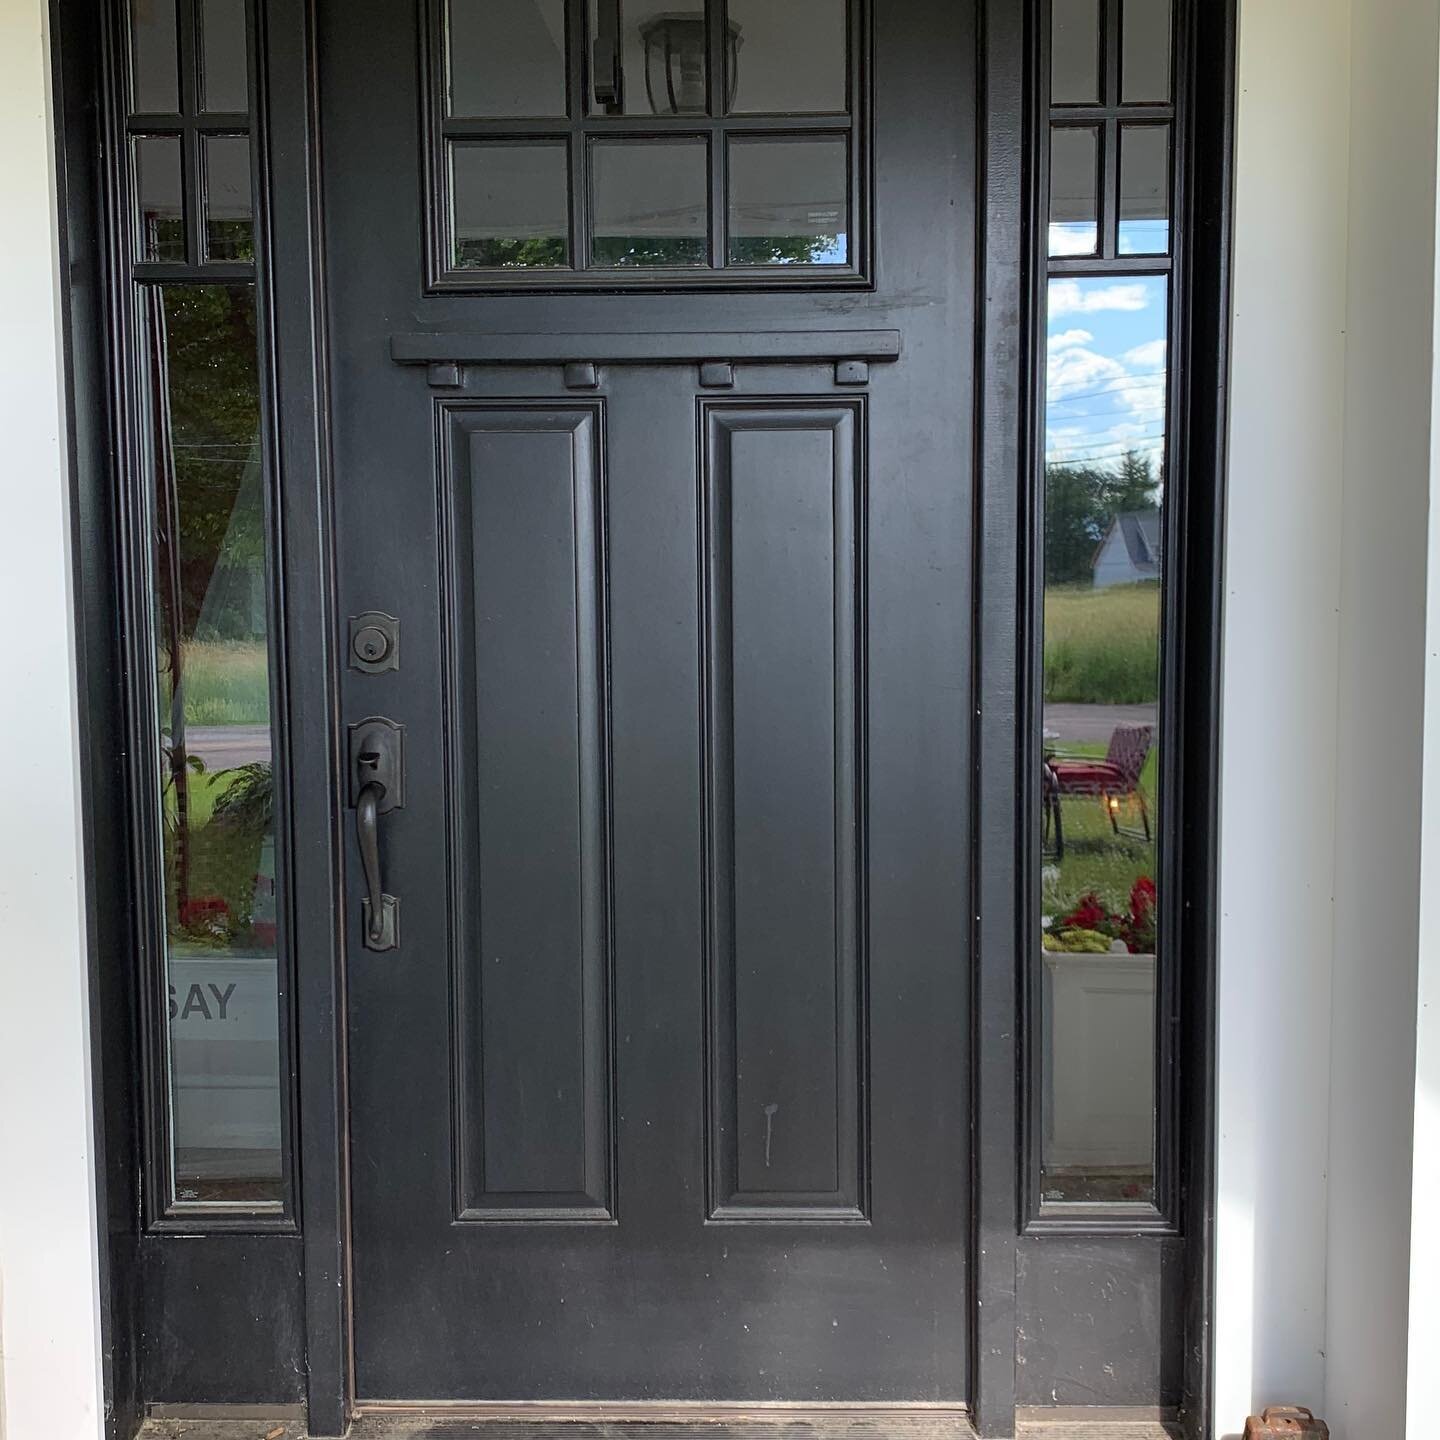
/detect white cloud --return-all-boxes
[1123,337,1167,369]
[1048,279,1153,317]
[1045,325,1168,469]
[1048,224,1098,257]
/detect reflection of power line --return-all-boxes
[1046,444,1167,468]
[1047,422,1167,448]
[1045,367,1167,405]
[1049,418,1167,436]
[1048,431,1167,456]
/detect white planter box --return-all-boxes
[1042,947,1156,1171]
[169,951,282,1162]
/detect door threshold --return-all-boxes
[138,1404,1182,1440]
[356,1403,972,1424]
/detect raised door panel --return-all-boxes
[701,402,866,1220]
[441,404,613,1220]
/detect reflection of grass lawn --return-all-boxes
[1045,582,1161,704]
[172,640,271,726]
[1045,741,1158,915]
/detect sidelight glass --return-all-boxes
[1118,124,1169,254]
[199,0,249,112]
[141,282,283,1209]
[202,135,254,261]
[1121,0,1171,102]
[135,135,186,263]
[1049,125,1099,257]
[727,137,848,266]
[727,0,847,115]
[130,0,181,112]
[1039,274,1166,1207]
[451,141,570,267]
[448,0,567,118]
[1051,0,1101,105]
[591,139,708,267]
[588,0,707,115]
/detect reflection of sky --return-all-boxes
[1046,274,1167,472]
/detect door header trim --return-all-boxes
[389,329,903,366]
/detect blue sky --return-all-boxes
[1046,274,1168,475]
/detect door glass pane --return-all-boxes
[1051,0,1100,105]
[1040,273,1166,1207]
[591,139,707,267]
[203,135,254,261]
[135,135,185,263]
[1121,0,1171,102]
[451,141,570,268]
[727,0,847,115]
[130,0,180,113]
[727,137,848,266]
[1049,125,1098,257]
[448,0,567,118]
[588,0,707,116]
[199,0,249,112]
[1118,124,1169,255]
[142,282,283,1208]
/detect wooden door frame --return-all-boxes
[49,0,1235,1432]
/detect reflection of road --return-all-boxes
[185,725,271,769]
[1044,702,1158,746]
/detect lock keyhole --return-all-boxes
[355,626,390,664]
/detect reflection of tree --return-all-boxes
[1044,448,1161,586]
[727,235,842,265]
[148,283,261,929]
[456,236,568,268]
[591,236,706,267]
[455,235,840,269]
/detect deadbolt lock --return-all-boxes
[349,611,400,674]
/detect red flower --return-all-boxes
[1129,876,1157,925]
[1063,892,1107,932]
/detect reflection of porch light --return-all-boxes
[1109,797,1123,812]
[640,14,742,114]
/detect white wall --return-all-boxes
[1327,0,1437,1432]
[1220,1,1440,1436]
[1216,0,1351,1426]
[1408,74,1440,1433]
[0,0,107,1437]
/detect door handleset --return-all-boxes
[348,716,404,952]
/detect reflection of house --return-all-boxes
[1093,509,1161,588]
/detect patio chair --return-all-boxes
[1046,722,1153,842]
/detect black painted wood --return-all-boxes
[391,333,903,365]
[259,0,352,1425]
[136,1235,306,1405]
[702,405,865,1221]
[321,0,976,1405]
[444,406,614,1220]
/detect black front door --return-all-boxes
[321,0,976,1404]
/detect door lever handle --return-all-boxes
[348,716,404,952]
[356,780,388,945]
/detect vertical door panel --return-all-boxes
[442,406,613,1219]
[703,406,865,1218]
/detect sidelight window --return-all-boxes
[1033,0,1176,1219]
[428,0,865,286]
[124,0,289,1216]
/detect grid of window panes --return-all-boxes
[437,0,860,280]
[127,0,285,1213]
[1038,0,1173,1210]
